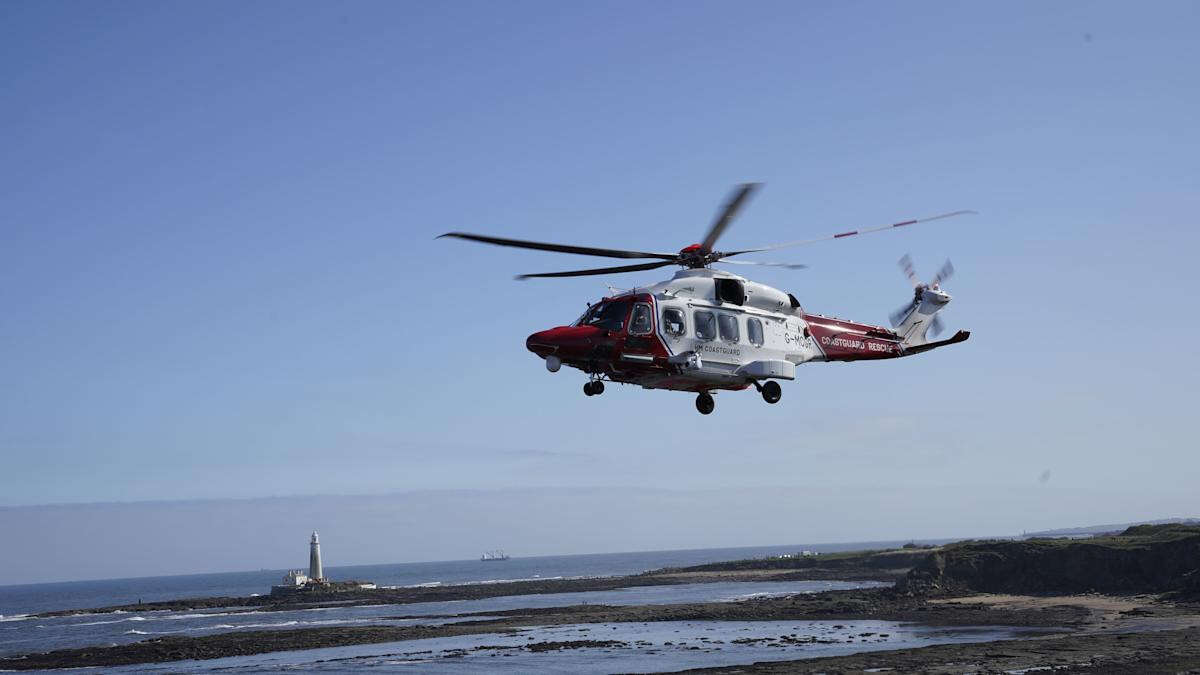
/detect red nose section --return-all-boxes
[526,325,605,358]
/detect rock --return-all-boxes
[896,524,1200,597]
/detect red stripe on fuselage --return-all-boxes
[803,312,902,361]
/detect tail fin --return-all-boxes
[892,286,952,347]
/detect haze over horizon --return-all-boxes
[3,486,1197,586]
[3,2,1198,585]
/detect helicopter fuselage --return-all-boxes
[525,268,968,397]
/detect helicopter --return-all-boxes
[441,183,973,414]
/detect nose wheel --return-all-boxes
[583,380,605,396]
[695,392,715,415]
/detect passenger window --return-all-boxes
[694,311,716,340]
[718,314,739,343]
[662,308,686,336]
[747,317,764,346]
[630,303,652,335]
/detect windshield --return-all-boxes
[577,300,631,331]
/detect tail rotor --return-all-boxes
[890,254,956,338]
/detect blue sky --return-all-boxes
[2,0,1198,554]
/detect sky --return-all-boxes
[2,1,1198,583]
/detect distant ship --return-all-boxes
[480,550,510,561]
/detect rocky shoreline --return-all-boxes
[673,626,1200,674]
[32,553,909,619]
[9,525,1200,671]
[1,588,1092,670]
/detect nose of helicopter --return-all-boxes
[526,329,554,356]
[526,325,602,358]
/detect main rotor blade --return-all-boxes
[716,259,808,270]
[439,232,677,260]
[699,183,761,255]
[899,254,920,288]
[515,260,677,280]
[931,259,955,287]
[724,210,977,256]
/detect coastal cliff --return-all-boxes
[898,523,1200,597]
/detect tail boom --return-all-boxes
[803,312,969,362]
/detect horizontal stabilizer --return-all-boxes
[902,330,970,355]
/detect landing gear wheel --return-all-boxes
[583,381,595,396]
[695,392,715,415]
[761,380,782,404]
[592,380,604,395]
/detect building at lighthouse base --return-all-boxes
[269,531,376,596]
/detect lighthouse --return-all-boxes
[308,531,324,581]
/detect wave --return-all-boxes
[403,574,585,588]
[724,592,777,601]
[471,576,567,585]
[114,617,401,637]
[73,615,147,626]
[162,610,265,620]
[0,615,30,623]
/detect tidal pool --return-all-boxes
[116,619,1058,673]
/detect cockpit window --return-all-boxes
[580,300,631,331]
[629,303,652,335]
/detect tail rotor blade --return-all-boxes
[889,304,913,328]
[899,254,920,288]
[931,259,954,287]
[929,314,945,338]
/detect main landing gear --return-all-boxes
[583,380,605,396]
[756,380,782,404]
[695,392,715,415]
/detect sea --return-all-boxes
[0,539,949,617]
[5,538,1033,673]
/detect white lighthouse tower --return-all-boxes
[308,531,324,582]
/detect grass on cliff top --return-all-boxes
[944,523,1200,552]
[651,546,935,574]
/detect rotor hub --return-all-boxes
[677,244,716,268]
